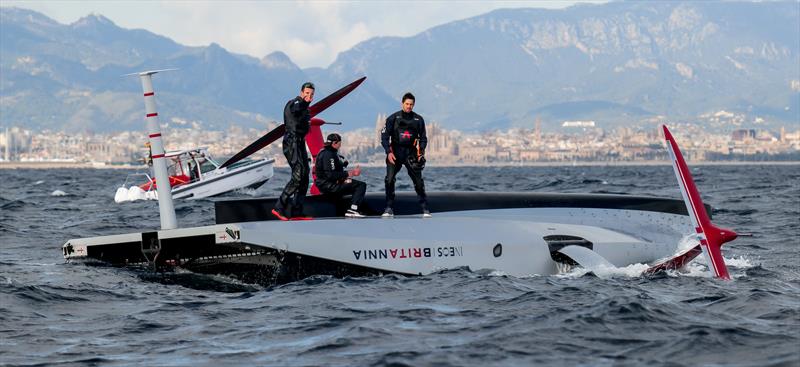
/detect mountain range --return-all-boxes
[1,2,798,134]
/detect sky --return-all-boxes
[3,0,604,69]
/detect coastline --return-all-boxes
[0,162,142,169]
[418,160,800,168]
[1,160,798,169]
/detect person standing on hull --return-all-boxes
[272,82,315,221]
[314,133,367,218]
[381,92,430,218]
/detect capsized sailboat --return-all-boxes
[62,71,738,285]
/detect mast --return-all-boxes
[133,70,178,230]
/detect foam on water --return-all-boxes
[671,255,756,279]
[50,190,66,196]
[556,262,653,279]
[677,233,701,252]
[487,270,509,277]
[678,258,716,278]
[554,234,749,280]
[233,187,259,196]
[725,255,756,268]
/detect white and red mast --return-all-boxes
[131,70,178,230]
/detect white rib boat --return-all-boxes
[115,147,274,201]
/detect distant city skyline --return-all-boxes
[2,122,798,166]
[1,0,605,68]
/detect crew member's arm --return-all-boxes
[313,150,326,186]
[381,116,393,154]
[289,99,306,116]
[284,100,297,134]
[285,98,308,134]
[381,116,396,164]
[322,150,349,182]
[418,116,428,155]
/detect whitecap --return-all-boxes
[677,234,701,252]
[724,255,756,268]
[596,262,652,278]
[51,190,67,196]
[666,255,751,279]
[556,262,652,279]
[234,187,259,197]
[675,258,714,278]
[487,270,509,277]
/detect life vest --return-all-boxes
[394,114,420,147]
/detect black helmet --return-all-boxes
[407,154,426,170]
[325,133,342,145]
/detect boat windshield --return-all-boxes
[167,160,184,176]
[161,151,221,182]
[189,152,219,180]
[198,158,217,174]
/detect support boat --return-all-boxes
[115,147,274,202]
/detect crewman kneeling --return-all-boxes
[314,133,367,217]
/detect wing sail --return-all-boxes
[219,76,366,169]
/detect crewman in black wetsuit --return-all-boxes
[272,82,315,221]
[314,133,367,218]
[381,92,430,218]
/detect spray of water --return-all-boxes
[553,234,752,280]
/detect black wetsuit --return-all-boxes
[314,145,366,208]
[276,96,311,217]
[381,110,428,208]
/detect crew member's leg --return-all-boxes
[384,154,402,210]
[290,146,310,217]
[333,180,367,217]
[275,137,300,219]
[349,180,367,207]
[403,158,428,206]
[336,180,366,206]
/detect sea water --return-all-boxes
[1,165,798,366]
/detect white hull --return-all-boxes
[236,208,691,277]
[63,206,694,279]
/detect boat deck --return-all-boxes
[214,191,704,224]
